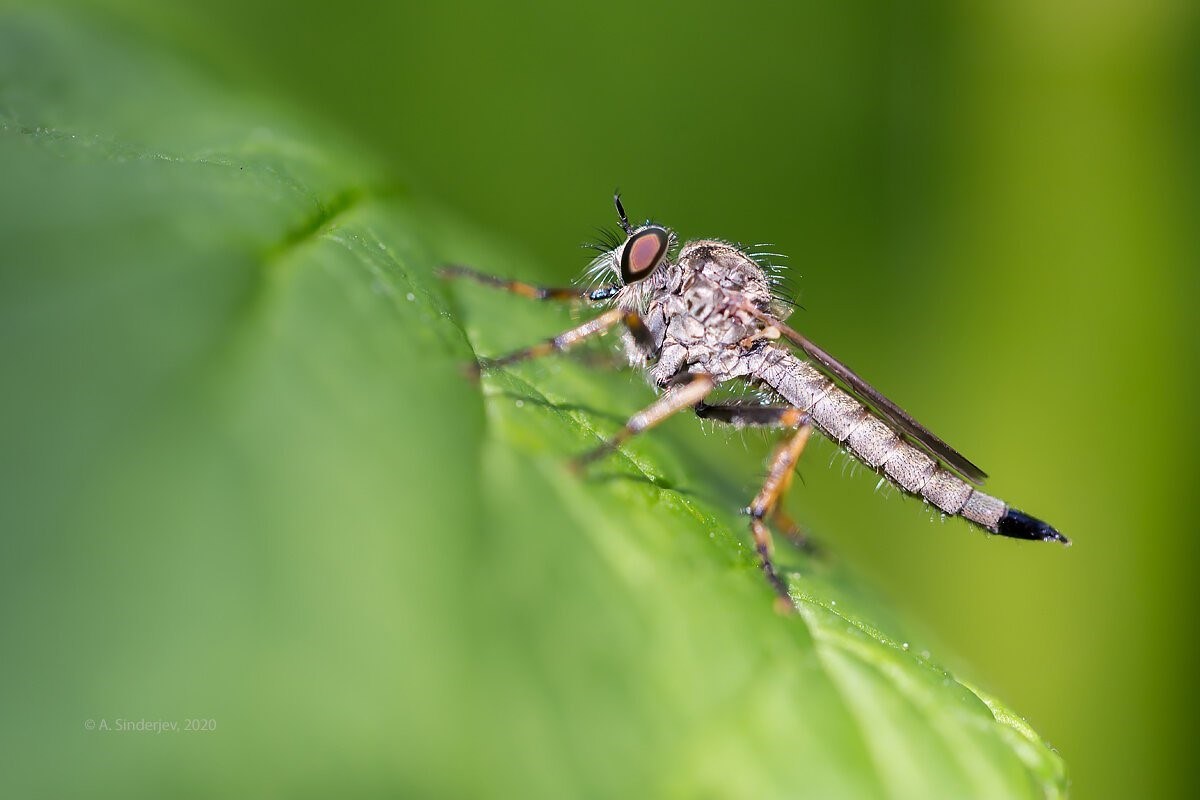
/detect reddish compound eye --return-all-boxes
[620,227,669,284]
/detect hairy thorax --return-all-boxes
[618,240,779,386]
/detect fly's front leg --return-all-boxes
[620,310,655,352]
[438,264,619,303]
[573,373,716,470]
[748,422,814,612]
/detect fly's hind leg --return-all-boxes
[695,401,814,611]
[694,402,819,552]
[750,423,813,612]
[694,401,806,429]
[768,507,819,556]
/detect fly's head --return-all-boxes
[583,193,677,307]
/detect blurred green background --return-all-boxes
[4,0,1197,797]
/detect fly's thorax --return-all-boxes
[622,240,780,383]
[656,240,775,347]
[677,240,775,303]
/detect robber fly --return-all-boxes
[441,194,1067,611]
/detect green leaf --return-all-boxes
[0,9,1066,799]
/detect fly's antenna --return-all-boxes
[613,190,633,235]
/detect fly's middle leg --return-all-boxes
[468,308,625,374]
[459,308,653,377]
[573,373,716,470]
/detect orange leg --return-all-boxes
[573,373,716,469]
[439,264,618,303]
[747,423,814,612]
[478,309,625,371]
[694,402,817,549]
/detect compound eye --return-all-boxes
[620,227,669,284]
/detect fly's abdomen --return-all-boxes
[754,348,1065,541]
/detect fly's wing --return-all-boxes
[749,307,989,485]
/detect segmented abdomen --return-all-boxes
[751,347,1007,531]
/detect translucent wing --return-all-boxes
[749,307,988,485]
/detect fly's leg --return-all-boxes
[573,373,716,470]
[749,422,814,612]
[474,308,624,372]
[438,264,619,303]
[694,401,806,429]
[695,403,819,553]
[769,507,819,555]
[470,309,653,376]
[439,266,645,375]
[620,310,655,352]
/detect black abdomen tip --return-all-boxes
[997,508,1070,545]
